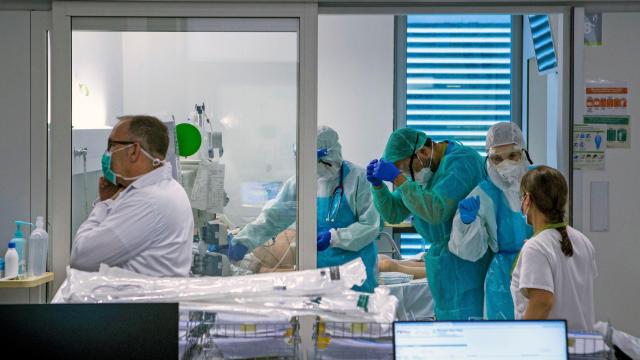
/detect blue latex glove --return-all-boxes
[366,159,383,186]
[228,242,249,261]
[459,196,481,225]
[317,231,331,251]
[373,159,401,182]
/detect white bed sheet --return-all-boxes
[381,278,434,321]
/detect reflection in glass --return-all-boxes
[71,23,298,277]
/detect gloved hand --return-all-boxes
[317,231,331,251]
[228,242,249,261]
[366,159,383,186]
[459,196,480,225]
[373,159,401,182]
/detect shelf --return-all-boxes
[0,272,54,288]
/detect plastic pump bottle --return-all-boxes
[10,221,32,276]
[27,217,48,276]
[4,242,19,279]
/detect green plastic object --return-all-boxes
[175,123,202,157]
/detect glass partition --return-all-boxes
[71,18,299,276]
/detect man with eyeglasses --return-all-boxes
[449,122,534,320]
[227,126,380,292]
[70,115,193,277]
[367,127,487,320]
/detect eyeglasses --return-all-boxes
[488,149,523,165]
[107,139,136,152]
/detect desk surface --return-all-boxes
[0,272,54,288]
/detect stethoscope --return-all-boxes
[325,162,344,223]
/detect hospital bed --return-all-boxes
[313,320,393,360]
[381,278,434,321]
[179,311,300,360]
[377,229,434,321]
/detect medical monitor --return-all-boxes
[394,320,567,360]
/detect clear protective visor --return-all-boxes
[487,145,523,165]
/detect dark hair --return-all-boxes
[118,115,169,159]
[520,166,573,257]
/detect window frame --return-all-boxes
[393,14,524,258]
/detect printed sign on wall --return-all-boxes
[585,80,629,116]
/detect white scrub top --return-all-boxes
[71,163,194,277]
[511,226,597,331]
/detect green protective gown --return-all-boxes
[372,141,490,320]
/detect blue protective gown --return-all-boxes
[479,179,533,319]
[233,161,380,292]
[317,167,378,292]
[372,142,488,320]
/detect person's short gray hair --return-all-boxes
[118,115,169,159]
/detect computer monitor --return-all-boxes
[0,303,178,359]
[394,320,567,360]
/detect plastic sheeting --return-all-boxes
[595,321,640,359]
[382,278,434,321]
[53,259,398,324]
[54,259,366,303]
[179,287,397,324]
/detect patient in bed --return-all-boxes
[251,229,296,272]
[378,254,426,280]
[243,229,427,280]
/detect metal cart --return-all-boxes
[312,319,393,360]
[180,311,300,360]
[569,323,616,359]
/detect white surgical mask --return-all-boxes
[495,159,527,185]
[414,167,432,183]
[412,150,433,183]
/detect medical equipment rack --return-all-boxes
[180,311,300,360]
[312,319,393,360]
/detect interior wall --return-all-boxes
[0,11,32,249]
[527,60,548,163]
[576,12,640,336]
[318,15,394,169]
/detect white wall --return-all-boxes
[318,15,394,168]
[72,32,124,129]
[575,12,640,336]
[526,59,548,163]
[0,11,32,249]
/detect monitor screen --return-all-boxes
[394,320,567,360]
[241,181,283,206]
[0,303,178,360]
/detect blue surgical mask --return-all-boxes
[101,151,117,184]
[101,144,163,185]
[101,144,133,185]
[520,194,531,225]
